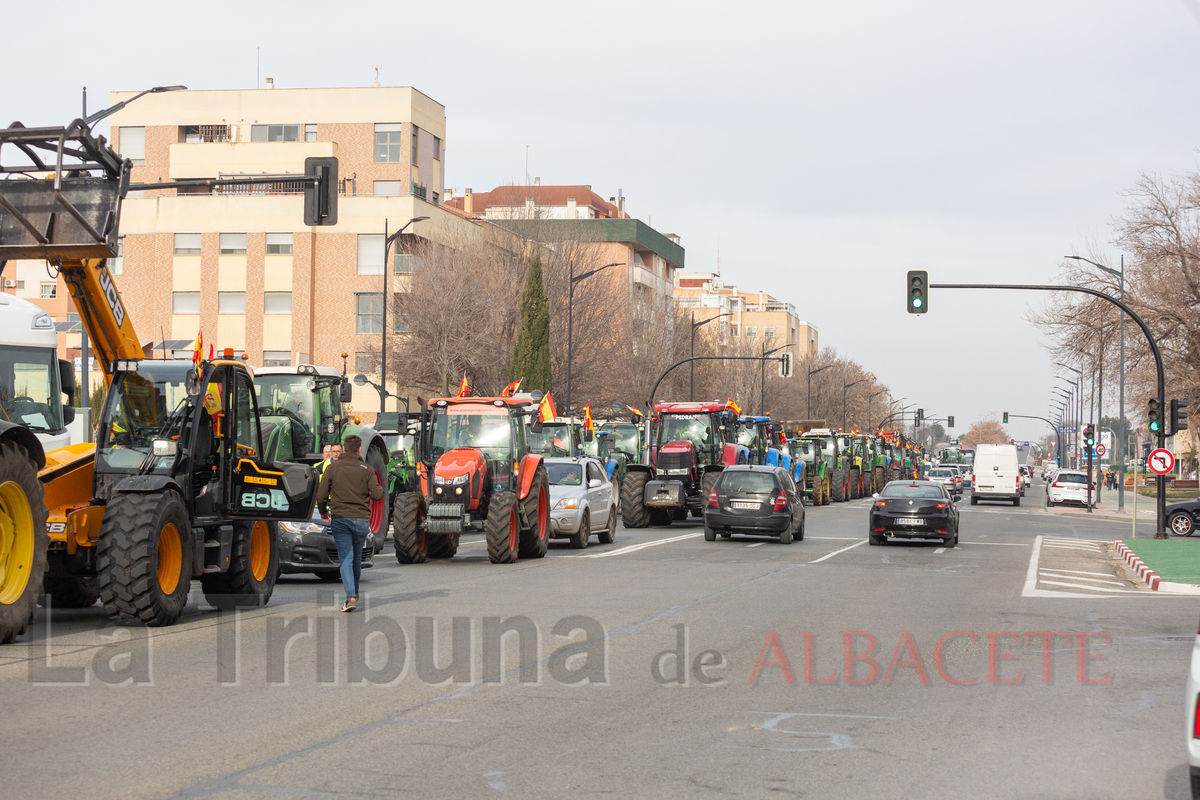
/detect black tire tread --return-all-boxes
[392,492,427,564]
[428,533,460,559]
[0,440,49,643]
[200,519,278,611]
[620,471,651,528]
[486,492,519,564]
[518,468,549,559]
[97,491,193,626]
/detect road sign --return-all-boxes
[1148,448,1175,476]
[1095,443,1106,457]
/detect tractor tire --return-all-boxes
[366,446,391,553]
[200,520,279,611]
[486,492,519,564]
[822,476,831,506]
[428,533,460,559]
[40,575,99,608]
[392,492,428,564]
[570,511,590,549]
[701,472,719,509]
[598,508,617,544]
[0,440,48,644]
[518,466,550,559]
[849,468,861,499]
[831,469,846,502]
[873,467,885,493]
[97,491,194,626]
[620,472,651,528]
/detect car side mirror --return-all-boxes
[871,493,880,499]
[588,478,602,488]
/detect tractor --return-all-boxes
[581,429,627,483]
[804,428,852,502]
[620,402,746,527]
[737,416,792,473]
[790,436,831,505]
[527,416,589,458]
[599,420,646,465]
[390,395,550,564]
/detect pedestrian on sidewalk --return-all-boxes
[315,434,382,612]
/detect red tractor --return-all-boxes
[391,396,550,564]
[620,402,747,527]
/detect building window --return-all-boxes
[374,123,403,162]
[432,191,439,205]
[265,233,293,255]
[393,309,410,333]
[731,325,739,337]
[219,233,247,255]
[357,234,385,275]
[263,351,291,367]
[355,352,377,373]
[174,233,201,255]
[764,326,776,339]
[745,326,757,338]
[110,236,124,275]
[173,292,200,314]
[119,127,145,165]
[394,253,418,274]
[14,280,24,291]
[218,292,246,314]
[373,180,403,197]
[304,124,317,142]
[264,292,292,314]
[250,124,300,142]
[40,282,56,299]
[356,293,383,334]
[412,126,419,162]
[433,136,441,159]
[180,125,230,143]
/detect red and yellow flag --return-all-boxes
[192,329,204,367]
[628,405,644,418]
[456,373,470,397]
[584,402,594,434]
[538,392,558,423]
[725,399,743,415]
[500,378,522,397]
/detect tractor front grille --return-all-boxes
[656,451,691,472]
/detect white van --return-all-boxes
[970,444,1021,506]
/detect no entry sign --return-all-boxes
[1148,448,1175,476]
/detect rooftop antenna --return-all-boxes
[525,145,529,185]
[373,66,381,87]
[257,47,260,89]
[716,234,722,276]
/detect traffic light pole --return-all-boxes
[930,281,1169,537]
[1005,414,1063,463]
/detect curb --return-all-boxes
[1112,540,1162,590]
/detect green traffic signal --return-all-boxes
[907,270,928,315]
[1148,398,1161,433]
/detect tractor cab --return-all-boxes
[526,417,590,458]
[600,421,644,462]
[254,365,351,463]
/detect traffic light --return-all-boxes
[303,157,339,226]
[907,270,928,314]
[1148,398,1161,433]
[778,351,793,378]
[948,415,954,428]
[1002,412,1008,424]
[1084,426,1095,447]
[916,408,924,426]
[1172,399,1189,434]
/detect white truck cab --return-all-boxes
[0,292,73,451]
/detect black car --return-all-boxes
[870,480,960,546]
[704,465,806,543]
[277,512,376,580]
[1167,499,1200,536]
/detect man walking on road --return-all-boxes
[315,434,382,611]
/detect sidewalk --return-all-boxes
[1113,538,1200,593]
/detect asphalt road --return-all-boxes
[3,477,1197,799]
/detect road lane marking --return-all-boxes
[808,539,868,564]
[1039,567,1123,578]
[959,541,1029,546]
[746,542,766,548]
[1039,571,1126,586]
[581,532,702,558]
[1021,536,1044,595]
[933,547,947,554]
[1039,578,1137,593]
[806,536,859,540]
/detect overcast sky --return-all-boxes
[8,0,1199,443]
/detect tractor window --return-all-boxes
[429,405,512,460]
[254,375,318,457]
[97,362,192,471]
[602,423,640,457]
[528,422,572,456]
[316,385,339,448]
[234,373,262,457]
[658,415,712,449]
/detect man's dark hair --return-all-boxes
[343,434,362,454]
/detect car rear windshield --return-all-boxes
[716,471,777,495]
[928,470,952,477]
[547,464,583,486]
[1056,473,1087,484]
[881,484,944,499]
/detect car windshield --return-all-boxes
[881,483,945,499]
[717,471,777,495]
[547,463,583,486]
[528,423,573,456]
[98,362,193,472]
[429,405,512,459]
[659,414,712,449]
[928,469,952,478]
[0,344,64,432]
[1056,473,1088,484]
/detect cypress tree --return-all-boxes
[509,253,553,392]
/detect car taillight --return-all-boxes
[708,488,719,508]
[875,500,886,508]
[773,492,788,511]
[935,503,947,509]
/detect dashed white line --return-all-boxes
[933,547,947,554]
[808,539,869,564]
[581,532,702,558]
[746,542,766,548]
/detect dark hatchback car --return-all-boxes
[1167,499,1200,537]
[704,465,806,543]
[870,480,960,546]
[277,512,376,580]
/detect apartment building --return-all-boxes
[99,83,472,417]
[673,272,818,361]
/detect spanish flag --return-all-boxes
[500,378,522,397]
[628,405,644,418]
[725,399,743,415]
[538,392,557,423]
[456,373,469,397]
[192,328,203,367]
[583,402,594,434]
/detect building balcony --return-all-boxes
[168,141,338,180]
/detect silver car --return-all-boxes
[925,467,962,497]
[546,457,619,549]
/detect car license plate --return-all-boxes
[731,501,759,509]
[895,517,924,526]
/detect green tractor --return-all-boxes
[845,434,879,498]
[599,420,645,465]
[804,428,852,502]
[526,416,589,458]
[581,429,628,484]
[792,434,835,505]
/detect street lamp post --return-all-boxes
[690,310,733,401]
[760,342,790,415]
[566,261,622,417]
[1067,254,1126,510]
[380,216,428,413]
[867,390,887,435]
[807,364,835,419]
[1056,373,1080,467]
[843,378,865,431]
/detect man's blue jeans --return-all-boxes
[329,517,370,599]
